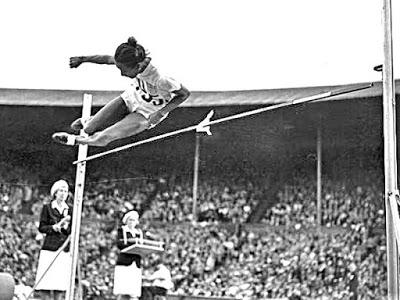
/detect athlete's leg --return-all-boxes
[71,97,128,134]
[75,112,149,146]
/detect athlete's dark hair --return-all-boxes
[114,36,146,68]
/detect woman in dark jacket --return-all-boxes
[113,210,143,300]
[34,180,72,300]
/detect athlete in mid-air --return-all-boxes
[52,36,190,147]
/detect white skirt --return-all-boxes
[113,262,142,296]
[35,250,71,291]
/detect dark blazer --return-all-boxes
[38,202,72,252]
[116,227,142,267]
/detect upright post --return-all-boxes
[316,123,322,226]
[381,0,399,298]
[192,134,201,221]
[66,94,92,300]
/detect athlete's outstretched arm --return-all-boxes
[69,55,116,68]
[148,85,191,127]
[162,85,191,113]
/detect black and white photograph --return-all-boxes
[1,0,400,299]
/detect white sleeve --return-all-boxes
[157,76,182,93]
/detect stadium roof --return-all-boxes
[0,80,399,107]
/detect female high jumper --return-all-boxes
[52,36,190,147]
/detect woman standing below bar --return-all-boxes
[114,210,144,300]
[35,180,72,300]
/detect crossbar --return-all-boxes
[74,83,372,164]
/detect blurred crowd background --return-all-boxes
[0,150,387,300]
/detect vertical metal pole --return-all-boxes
[66,94,92,300]
[76,258,83,300]
[382,0,399,298]
[192,134,200,221]
[316,124,322,226]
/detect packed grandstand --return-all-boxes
[0,83,396,300]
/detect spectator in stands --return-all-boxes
[114,210,143,300]
[34,180,72,300]
[142,257,174,300]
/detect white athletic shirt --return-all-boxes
[121,63,182,118]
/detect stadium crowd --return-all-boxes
[262,172,385,231]
[0,160,388,300]
[145,175,260,224]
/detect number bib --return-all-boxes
[120,63,181,118]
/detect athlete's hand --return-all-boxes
[69,56,84,68]
[148,111,169,129]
